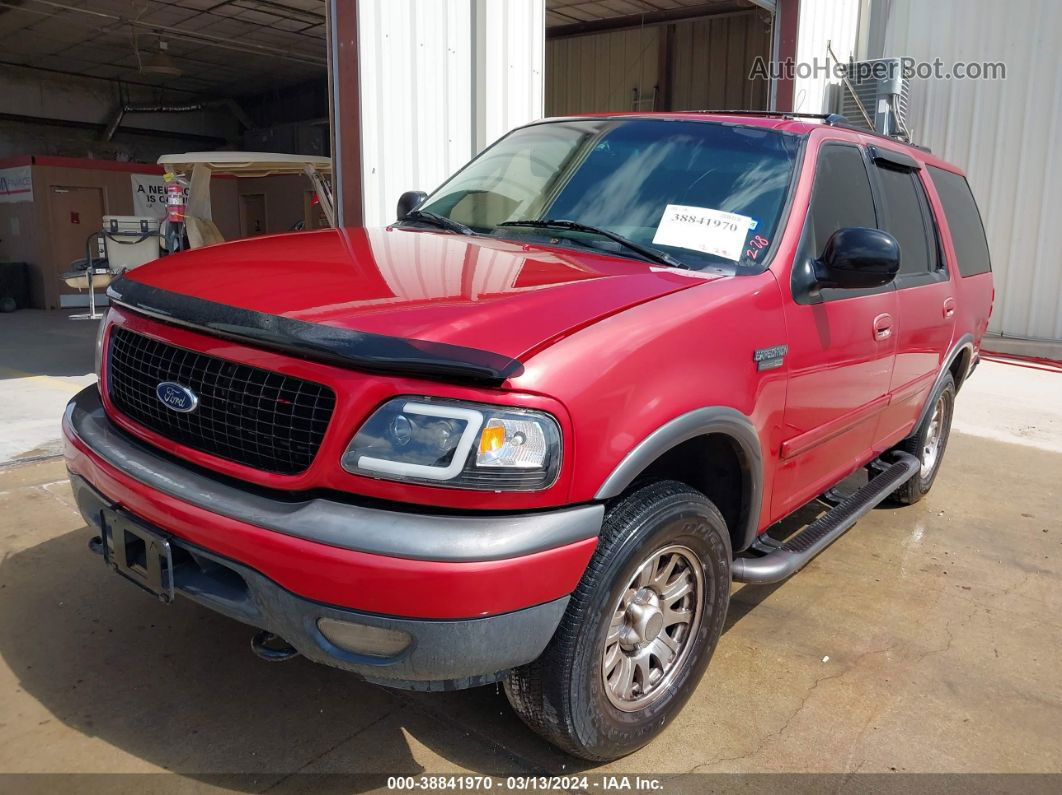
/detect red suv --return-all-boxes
[63,112,993,761]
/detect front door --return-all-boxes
[773,141,898,519]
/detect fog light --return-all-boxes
[317,617,412,657]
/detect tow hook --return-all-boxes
[251,630,300,662]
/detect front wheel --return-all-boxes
[504,480,731,761]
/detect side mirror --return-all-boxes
[396,190,427,221]
[814,227,900,289]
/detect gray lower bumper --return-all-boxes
[66,386,602,562]
[65,384,600,690]
[72,473,569,691]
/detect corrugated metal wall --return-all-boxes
[883,0,1062,341]
[357,0,544,227]
[670,13,770,111]
[545,12,770,116]
[546,27,659,116]
[476,0,546,149]
[793,0,862,114]
[357,0,472,227]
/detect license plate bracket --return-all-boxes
[100,507,175,604]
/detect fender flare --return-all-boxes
[594,407,763,552]
[912,334,974,434]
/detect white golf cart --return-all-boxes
[156,151,335,249]
[61,151,335,318]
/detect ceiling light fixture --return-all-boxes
[141,38,183,78]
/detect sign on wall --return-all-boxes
[0,166,33,203]
[131,174,188,218]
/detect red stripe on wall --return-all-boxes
[0,155,163,174]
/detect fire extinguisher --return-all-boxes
[163,172,186,252]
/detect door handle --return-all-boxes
[943,297,956,319]
[873,313,893,341]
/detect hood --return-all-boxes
[122,227,715,377]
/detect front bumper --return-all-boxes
[63,386,601,689]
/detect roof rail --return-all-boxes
[687,109,852,125]
[688,109,930,151]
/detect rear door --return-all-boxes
[773,141,898,519]
[870,148,956,446]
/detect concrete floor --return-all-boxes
[0,308,1060,784]
[0,309,99,464]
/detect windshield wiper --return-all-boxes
[402,209,474,236]
[497,219,688,269]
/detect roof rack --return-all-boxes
[688,109,852,125]
[675,109,932,152]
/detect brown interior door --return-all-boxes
[49,186,105,307]
[240,193,267,237]
[50,186,104,268]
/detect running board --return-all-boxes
[733,452,920,584]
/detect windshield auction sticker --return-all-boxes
[653,204,754,261]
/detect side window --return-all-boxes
[804,144,877,258]
[875,165,935,277]
[928,166,992,276]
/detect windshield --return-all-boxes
[415,118,803,272]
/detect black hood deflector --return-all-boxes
[106,276,523,385]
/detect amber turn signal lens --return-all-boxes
[479,424,506,454]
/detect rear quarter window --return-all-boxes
[928,166,991,276]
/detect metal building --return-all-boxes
[331,0,790,229]
[875,0,1062,353]
[326,0,1059,352]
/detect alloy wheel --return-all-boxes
[601,544,704,711]
[921,395,946,478]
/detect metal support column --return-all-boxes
[327,0,363,228]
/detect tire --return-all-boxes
[891,373,955,505]
[504,480,731,761]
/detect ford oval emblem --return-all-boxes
[156,381,199,413]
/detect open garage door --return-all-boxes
[0,0,328,309]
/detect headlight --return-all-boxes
[94,311,109,379]
[341,398,561,491]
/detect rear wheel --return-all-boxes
[891,373,955,505]
[504,480,731,761]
